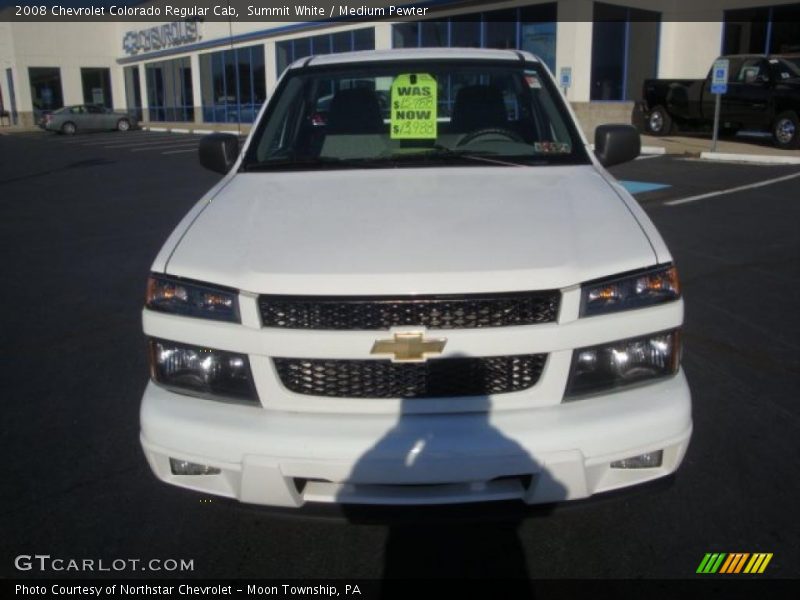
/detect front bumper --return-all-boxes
[140,371,692,507]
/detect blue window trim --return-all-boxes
[765,6,773,53]
[622,18,631,101]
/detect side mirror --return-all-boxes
[594,124,641,168]
[199,133,239,174]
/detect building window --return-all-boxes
[451,21,481,48]
[520,10,556,73]
[124,66,143,121]
[276,27,376,76]
[484,10,517,50]
[353,28,374,50]
[200,44,266,123]
[724,3,800,54]
[770,3,800,53]
[390,4,558,72]
[28,67,63,118]
[145,57,193,122]
[81,67,113,109]
[392,23,418,48]
[590,3,660,101]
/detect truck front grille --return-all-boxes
[258,291,560,330]
[273,354,547,398]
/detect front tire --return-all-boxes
[646,105,673,136]
[61,121,76,135]
[772,111,800,149]
[116,118,131,132]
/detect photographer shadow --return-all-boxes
[338,394,568,583]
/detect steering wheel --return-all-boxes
[456,128,525,147]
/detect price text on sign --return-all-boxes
[391,73,437,139]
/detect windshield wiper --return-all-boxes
[241,156,349,172]
[241,149,546,171]
[412,146,543,167]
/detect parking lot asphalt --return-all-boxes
[1,131,798,581]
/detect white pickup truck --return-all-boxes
[140,48,691,507]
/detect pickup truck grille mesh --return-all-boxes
[258,292,560,330]
[273,354,547,398]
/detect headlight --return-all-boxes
[146,273,240,322]
[564,330,680,400]
[148,339,259,404]
[581,265,679,317]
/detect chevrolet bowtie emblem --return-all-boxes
[370,332,447,362]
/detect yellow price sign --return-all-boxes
[390,73,437,139]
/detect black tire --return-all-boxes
[772,111,800,150]
[61,121,76,135]
[116,118,131,132]
[645,105,673,136]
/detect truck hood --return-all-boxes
[165,166,657,295]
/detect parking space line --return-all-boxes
[55,134,170,145]
[102,138,202,148]
[665,171,800,206]
[162,148,198,155]
[86,139,178,147]
[53,135,138,144]
[82,136,191,146]
[130,143,199,152]
[90,133,188,144]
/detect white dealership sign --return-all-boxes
[122,21,200,56]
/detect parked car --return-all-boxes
[40,104,137,134]
[637,54,800,149]
[141,48,691,508]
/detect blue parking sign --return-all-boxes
[711,59,729,94]
[559,67,572,89]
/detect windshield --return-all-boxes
[772,57,800,80]
[243,60,589,171]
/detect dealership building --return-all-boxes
[1,0,798,133]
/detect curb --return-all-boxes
[641,145,666,155]
[588,143,666,156]
[699,151,800,165]
[142,126,243,136]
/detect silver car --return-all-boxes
[40,104,138,135]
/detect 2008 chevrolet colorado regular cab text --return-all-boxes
[140,49,692,507]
